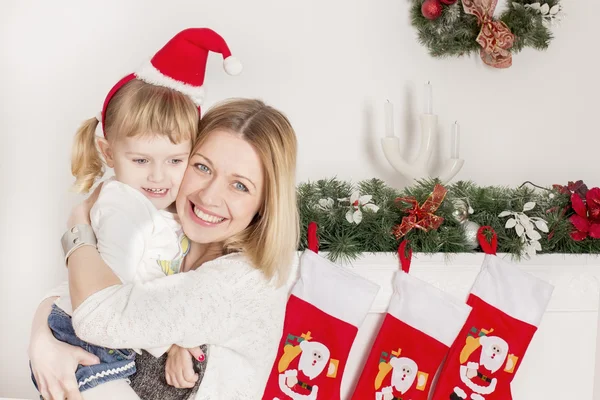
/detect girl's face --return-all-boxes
[99,135,192,210]
[175,129,264,245]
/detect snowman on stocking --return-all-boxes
[263,222,380,400]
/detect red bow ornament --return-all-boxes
[393,184,448,239]
[462,0,516,68]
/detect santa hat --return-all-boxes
[98,27,242,136]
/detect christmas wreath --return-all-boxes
[411,0,562,68]
[297,178,599,262]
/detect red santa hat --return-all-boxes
[98,27,242,136]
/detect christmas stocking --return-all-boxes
[431,226,554,400]
[351,241,472,400]
[262,222,380,400]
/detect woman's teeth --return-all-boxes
[193,205,225,223]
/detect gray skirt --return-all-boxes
[128,345,208,400]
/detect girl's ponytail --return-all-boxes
[71,117,104,193]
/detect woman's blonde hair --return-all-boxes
[196,98,299,284]
[71,79,199,192]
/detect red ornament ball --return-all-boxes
[421,0,443,20]
[440,0,457,4]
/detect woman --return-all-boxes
[29,98,299,400]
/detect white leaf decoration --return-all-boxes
[526,244,537,257]
[540,3,550,14]
[533,240,542,251]
[523,202,536,212]
[527,229,542,241]
[515,223,525,237]
[499,211,512,217]
[534,219,549,233]
[353,210,363,224]
[517,213,534,232]
[550,4,560,14]
[468,206,474,214]
[350,191,360,205]
[345,210,354,224]
[318,198,334,209]
[529,2,541,10]
[363,203,380,213]
[505,218,517,228]
[359,195,373,205]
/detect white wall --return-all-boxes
[1,0,598,398]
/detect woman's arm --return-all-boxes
[29,297,100,400]
[70,255,263,351]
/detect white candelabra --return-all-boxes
[381,82,464,184]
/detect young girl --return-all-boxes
[31,27,242,398]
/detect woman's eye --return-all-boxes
[133,159,148,164]
[170,159,183,165]
[194,163,210,173]
[234,182,249,192]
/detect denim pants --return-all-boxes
[30,304,136,393]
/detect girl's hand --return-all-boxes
[165,345,205,389]
[67,182,103,228]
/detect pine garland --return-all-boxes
[297,178,600,263]
[410,0,559,59]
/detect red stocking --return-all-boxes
[262,222,380,400]
[431,227,554,400]
[351,241,472,400]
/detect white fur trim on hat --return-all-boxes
[134,60,205,106]
[223,56,243,76]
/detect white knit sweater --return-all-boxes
[72,253,288,399]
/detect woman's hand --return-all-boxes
[29,302,100,400]
[165,345,204,389]
[67,182,103,228]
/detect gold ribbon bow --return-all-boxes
[392,184,447,239]
[463,0,515,68]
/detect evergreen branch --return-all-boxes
[297,178,600,262]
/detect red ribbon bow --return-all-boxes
[392,184,447,239]
[462,0,515,68]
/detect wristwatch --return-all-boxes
[61,224,97,263]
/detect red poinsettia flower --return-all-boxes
[569,187,600,241]
[553,180,589,198]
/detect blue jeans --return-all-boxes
[30,304,136,393]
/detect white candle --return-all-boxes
[451,121,460,159]
[384,100,395,137]
[424,81,433,114]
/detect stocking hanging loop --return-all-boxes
[397,240,412,273]
[477,225,498,255]
[307,221,319,253]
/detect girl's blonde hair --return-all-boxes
[71,79,199,192]
[196,98,299,284]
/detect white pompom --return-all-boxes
[223,56,243,76]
